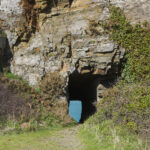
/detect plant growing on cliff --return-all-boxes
[102,6,150,83]
[0,29,7,37]
[96,6,150,134]
[83,7,150,146]
[40,72,66,102]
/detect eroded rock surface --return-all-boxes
[111,0,150,24]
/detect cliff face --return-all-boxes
[0,0,150,101]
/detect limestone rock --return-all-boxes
[0,0,23,47]
[110,0,150,24]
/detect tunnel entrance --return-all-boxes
[0,31,12,72]
[68,71,100,122]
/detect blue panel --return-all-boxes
[69,100,82,123]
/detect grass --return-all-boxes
[79,127,99,150]
[0,125,82,150]
[79,119,149,150]
[3,72,22,80]
[0,128,63,150]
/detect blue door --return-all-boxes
[69,100,82,123]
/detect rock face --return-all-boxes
[10,3,124,86]
[0,0,23,48]
[111,0,150,24]
[0,0,150,102]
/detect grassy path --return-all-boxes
[0,126,84,150]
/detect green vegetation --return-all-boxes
[0,29,7,37]
[97,82,150,134]
[0,5,150,150]
[102,6,150,82]
[100,6,150,134]
[80,6,150,149]
[80,119,148,150]
[0,71,72,133]
[0,128,63,150]
[0,101,62,134]
[3,72,22,80]
[40,72,66,102]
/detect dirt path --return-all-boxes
[45,126,84,150]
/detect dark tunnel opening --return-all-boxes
[68,71,100,123]
[0,30,12,72]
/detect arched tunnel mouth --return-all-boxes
[68,71,100,123]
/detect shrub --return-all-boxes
[40,72,66,102]
[97,82,150,134]
[0,73,65,133]
[94,6,150,135]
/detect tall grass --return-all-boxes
[79,119,148,150]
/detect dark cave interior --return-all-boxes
[0,36,12,72]
[68,72,100,122]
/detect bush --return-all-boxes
[0,73,65,133]
[96,82,150,134]
[40,72,66,102]
[95,6,150,135]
